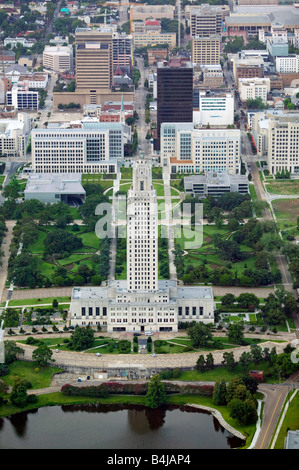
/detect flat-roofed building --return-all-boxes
[161,122,241,175]
[190,5,226,37]
[238,77,270,103]
[24,173,86,204]
[130,4,175,21]
[193,90,234,126]
[191,35,221,65]
[43,45,74,72]
[133,31,176,49]
[257,113,299,176]
[184,172,249,197]
[31,122,125,174]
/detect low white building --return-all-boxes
[0,113,31,158]
[275,55,299,73]
[238,77,270,104]
[24,173,86,204]
[184,172,249,197]
[4,37,36,48]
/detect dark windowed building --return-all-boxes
[154,60,193,151]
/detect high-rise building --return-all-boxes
[127,161,158,292]
[69,160,215,332]
[190,5,224,37]
[155,60,193,151]
[191,35,221,66]
[75,27,113,91]
[256,113,299,176]
[160,122,241,175]
[31,122,125,174]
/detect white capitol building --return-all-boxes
[70,161,215,333]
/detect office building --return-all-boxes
[275,55,299,73]
[69,160,215,332]
[161,122,241,175]
[112,32,133,71]
[6,85,39,110]
[43,45,74,72]
[191,35,221,66]
[238,77,270,104]
[193,90,234,126]
[133,31,176,49]
[75,27,113,91]
[184,172,249,197]
[155,60,193,151]
[0,113,31,158]
[129,4,175,21]
[257,113,299,176]
[232,55,264,84]
[201,65,224,87]
[31,122,125,174]
[190,5,224,37]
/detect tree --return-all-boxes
[10,378,29,408]
[0,308,19,328]
[239,351,253,374]
[222,351,236,371]
[145,374,166,409]
[3,340,24,364]
[213,380,227,406]
[188,323,213,349]
[69,325,94,351]
[250,344,263,365]
[227,323,245,345]
[206,352,214,370]
[32,344,54,366]
[196,354,206,372]
[221,293,235,307]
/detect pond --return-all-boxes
[0,404,245,449]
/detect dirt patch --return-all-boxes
[204,236,212,243]
[209,263,222,269]
[272,198,299,221]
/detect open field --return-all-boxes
[272,198,299,225]
[266,180,299,195]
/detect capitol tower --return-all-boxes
[70,160,214,333]
[127,161,158,292]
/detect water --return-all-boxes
[0,404,245,449]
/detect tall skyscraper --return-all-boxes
[155,60,193,151]
[75,27,113,92]
[127,161,158,292]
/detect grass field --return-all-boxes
[272,199,299,230]
[274,391,299,449]
[266,180,299,195]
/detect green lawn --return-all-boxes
[7,296,71,307]
[1,361,63,389]
[274,391,299,449]
[266,180,299,195]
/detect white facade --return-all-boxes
[275,55,299,73]
[193,91,234,126]
[4,37,36,48]
[6,85,39,110]
[43,45,74,72]
[259,114,299,175]
[161,123,241,175]
[0,113,30,158]
[31,122,125,174]
[238,77,270,103]
[69,160,215,332]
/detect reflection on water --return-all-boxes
[0,404,245,449]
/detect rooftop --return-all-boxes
[25,173,85,195]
